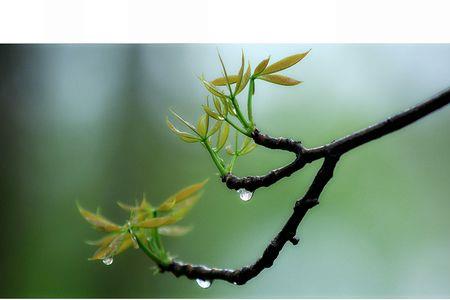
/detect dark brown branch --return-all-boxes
[222,87,450,191]
[160,156,340,285]
[158,87,449,286]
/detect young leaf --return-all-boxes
[253,56,270,76]
[86,234,117,247]
[158,225,193,237]
[225,145,235,155]
[234,51,245,93]
[240,141,257,155]
[211,75,239,86]
[169,109,198,134]
[167,117,201,142]
[180,135,201,143]
[208,120,222,137]
[157,197,177,212]
[236,63,251,95]
[213,96,223,114]
[136,215,177,228]
[259,74,302,86]
[201,78,227,98]
[89,232,126,260]
[78,204,121,232]
[216,122,230,150]
[196,114,209,137]
[203,105,223,121]
[164,179,208,205]
[260,51,310,75]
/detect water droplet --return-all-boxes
[102,256,113,266]
[131,235,139,249]
[196,278,211,289]
[237,188,253,201]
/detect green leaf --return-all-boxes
[78,204,121,232]
[180,135,201,143]
[163,179,208,206]
[196,114,209,137]
[234,51,245,94]
[253,56,270,76]
[240,140,257,155]
[225,145,235,155]
[259,74,302,86]
[213,96,223,114]
[260,51,310,75]
[208,120,222,137]
[158,225,193,237]
[216,122,229,150]
[236,62,251,95]
[200,77,227,98]
[211,75,239,86]
[169,109,198,134]
[166,117,201,142]
[203,105,223,120]
[89,232,126,260]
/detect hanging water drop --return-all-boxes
[102,256,113,266]
[196,278,211,289]
[131,234,139,249]
[237,188,253,201]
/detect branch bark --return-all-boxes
[223,87,450,191]
[160,87,450,285]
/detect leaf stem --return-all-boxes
[247,78,255,128]
[230,95,250,130]
[202,140,226,176]
[224,116,251,137]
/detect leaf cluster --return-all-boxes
[78,179,208,266]
[166,50,310,176]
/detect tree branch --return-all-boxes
[160,156,339,285]
[159,87,450,286]
[222,87,450,191]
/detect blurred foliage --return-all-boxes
[0,45,449,297]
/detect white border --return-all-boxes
[0,0,449,43]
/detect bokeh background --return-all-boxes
[0,44,449,298]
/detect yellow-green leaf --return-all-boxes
[196,114,209,137]
[89,232,126,260]
[211,75,239,86]
[157,197,177,212]
[136,215,176,228]
[236,63,251,95]
[253,56,270,76]
[86,234,116,247]
[213,96,223,114]
[234,51,245,93]
[164,179,208,205]
[261,51,310,75]
[259,74,302,86]
[169,109,198,133]
[202,105,223,121]
[180,135,201,143]
[158,225,193,237]
[166,117,200,142]
[216,122,229,150]
[78,204,121,232]
[208,120,222,137]
[240,141,257,155]
[201,78,226,98]
[225,145,235,155]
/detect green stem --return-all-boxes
[230,95,250,130]
[247,78,255,128]
[129,229,168,266]
[152,210,164,254]
[203,140,226,175]
[228,154,238,173]
[224,116,251,137]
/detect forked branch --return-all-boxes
[160,87,450,284]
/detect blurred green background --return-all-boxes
[0,44,449,298]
